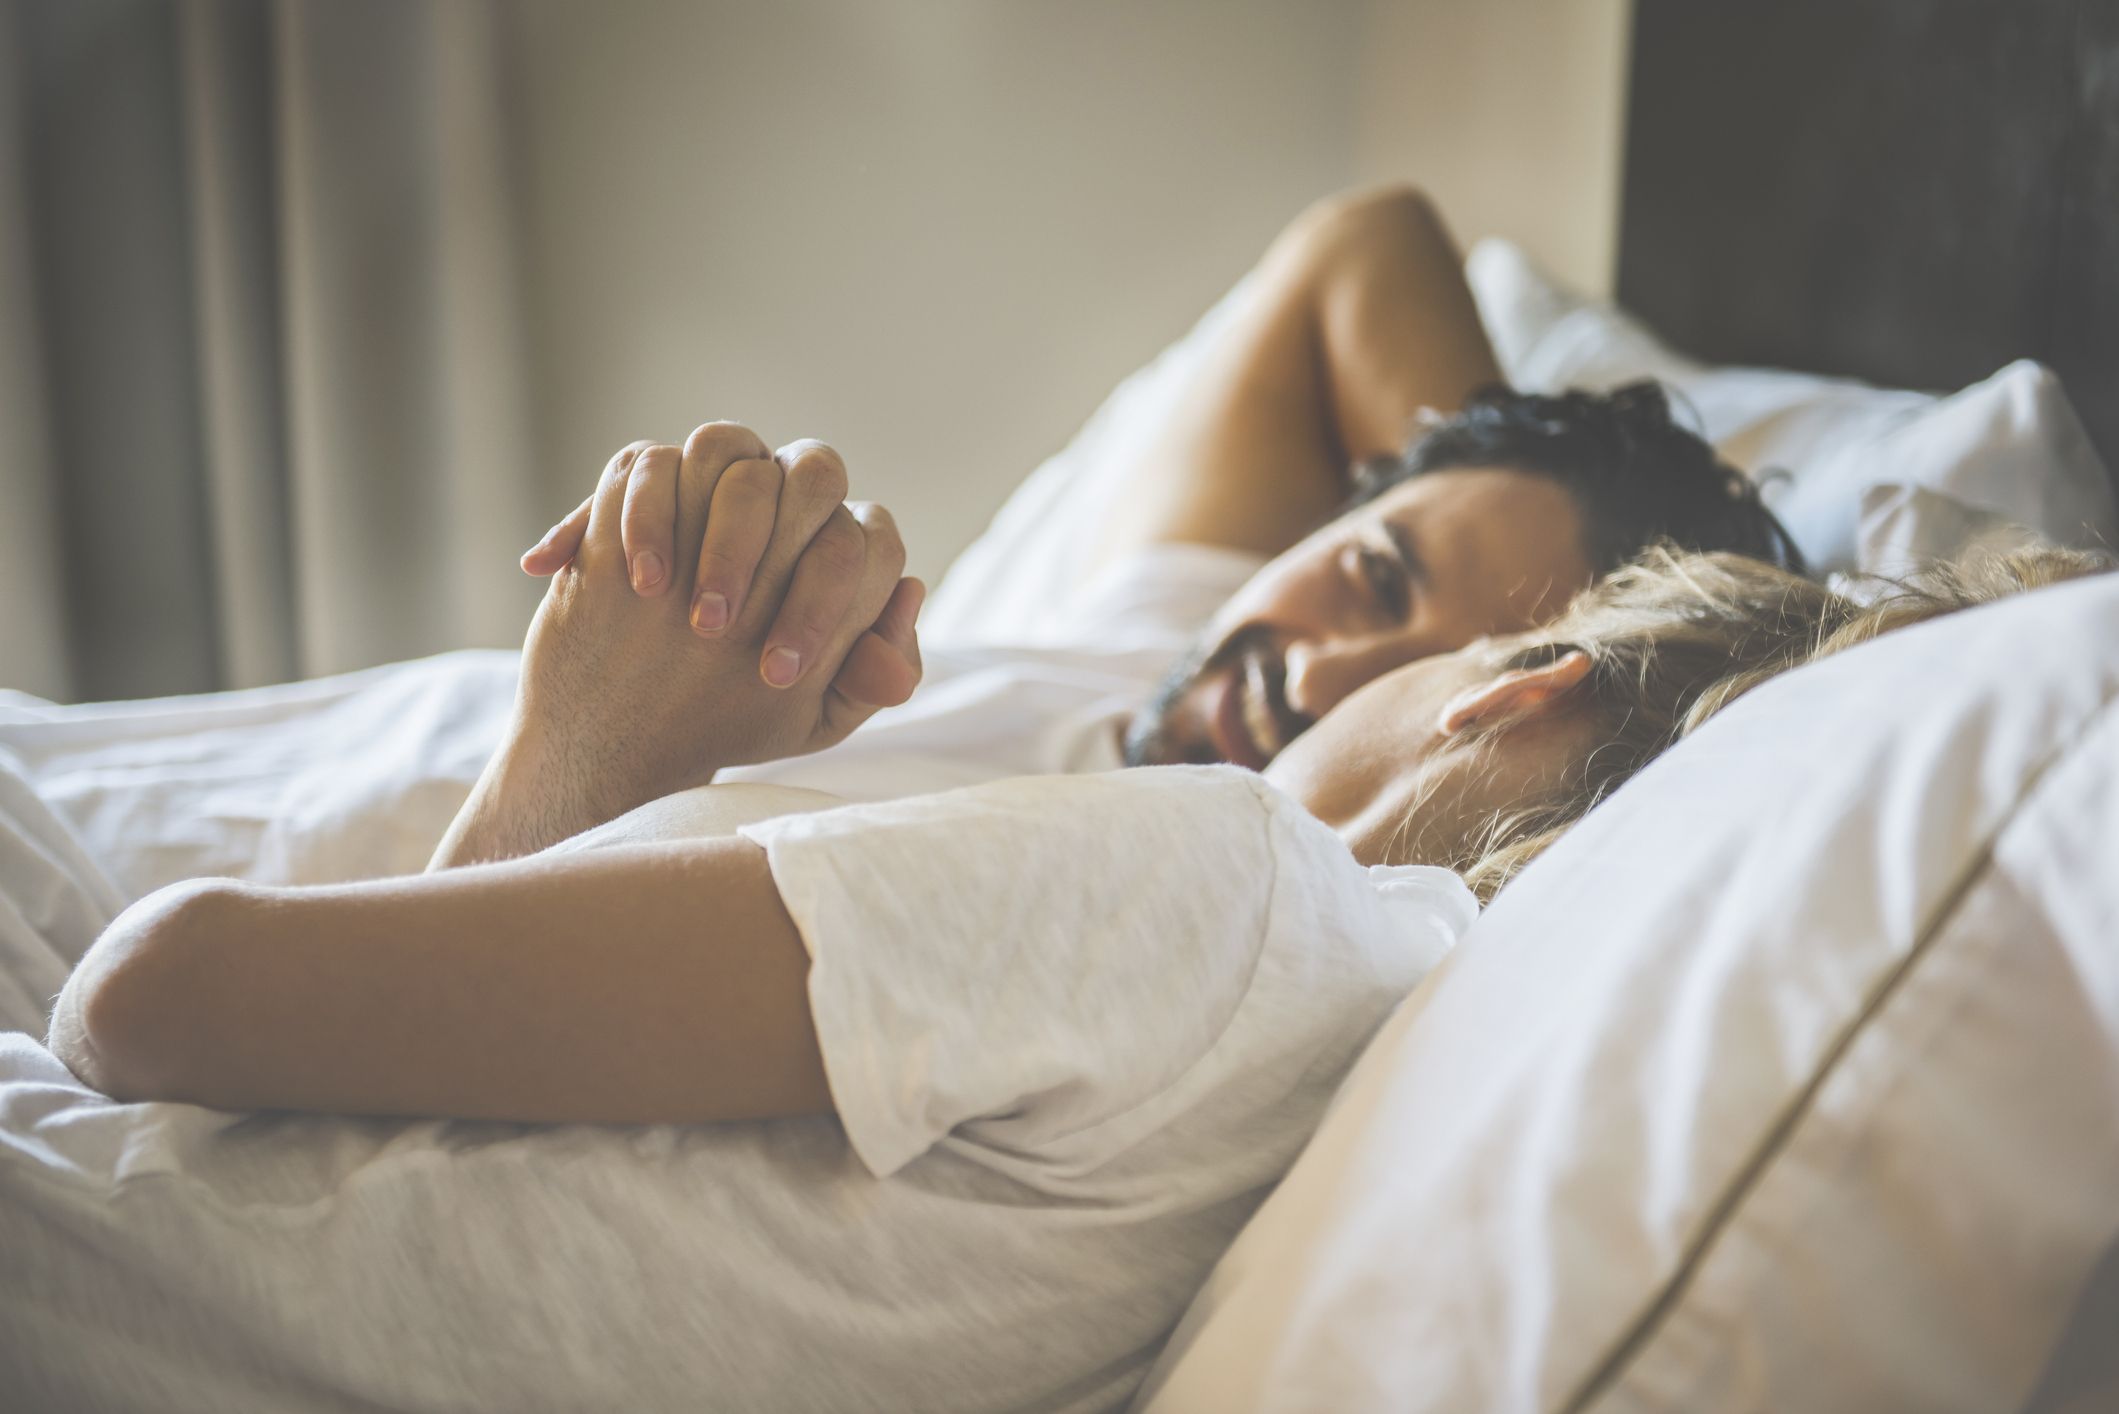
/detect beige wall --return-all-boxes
[508,0,1360,584]
[507,1,1632,584]
[1354,0,1634,299]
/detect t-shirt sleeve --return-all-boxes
[738,768,1306,1177]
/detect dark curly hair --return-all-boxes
[1351,381,1806,575]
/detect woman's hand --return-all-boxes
[525,421,923,767]
[434,423,923,866]
[520,429,918,707]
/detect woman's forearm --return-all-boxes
[53,839,831,1126]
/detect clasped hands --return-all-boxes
[433,421,923,867]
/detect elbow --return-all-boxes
[1342,181,1441,228]
[1297,182,1443,250]
[1280,183,1456,322]
[59,879,242,1102]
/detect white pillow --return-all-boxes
[1855,483,2048,581]
[1468,239,2118,573]
[920,273,1268,647]
[1137,569,2119,1412]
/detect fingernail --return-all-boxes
[631,551,665,593]
[690,591,727,634]
[762,646,801,687]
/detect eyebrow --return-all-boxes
[1385,520,1429,588]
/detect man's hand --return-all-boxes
[433,423,923,867]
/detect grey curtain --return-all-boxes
[0,0,542,702]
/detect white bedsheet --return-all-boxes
[0,652,514,1036]
[0,650,517,904]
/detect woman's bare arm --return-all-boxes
[53,837,831,1126]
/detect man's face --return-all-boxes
[1123,467,1596,768]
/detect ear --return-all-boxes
[1435,651,1592,736]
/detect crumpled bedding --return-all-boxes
[0,650,516,1034]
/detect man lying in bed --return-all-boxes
[497,186,1800,838]
[0,187,1799,911]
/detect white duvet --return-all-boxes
[0,650,516,907]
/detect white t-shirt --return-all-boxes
[0,767,1475,1413]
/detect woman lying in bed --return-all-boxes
[45,426,1790,1123]
[39,427,2105,1412]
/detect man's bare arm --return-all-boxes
[1086,185,1502,576]
[54,838,833,1126]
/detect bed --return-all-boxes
[6,5,2119,1411]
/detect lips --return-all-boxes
[1203,643,1302,770]
[1206,666,1270,769]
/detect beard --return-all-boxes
[1120,641,1212,767]
[1120,623,1277,767]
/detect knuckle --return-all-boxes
[780,440,849,500]
[685,420,762,465]
[780,599,844,646]
[622,444,679,491]
[602,439,652,482]
[623,463,671,511]
[612,446,661,496]
[806,515,868,578]
[849,501,904,562]
[712,456,783,507]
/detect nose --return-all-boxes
[1281,635,1415,721]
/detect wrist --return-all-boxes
[430,719,607,868]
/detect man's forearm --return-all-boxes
[1300,185,1504,462]
[428,723,627,869]
[1078,184,1506,571]
[427,770,558,870]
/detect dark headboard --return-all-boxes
[1617,0,2119,481]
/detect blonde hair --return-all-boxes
[1448,542,2113,901]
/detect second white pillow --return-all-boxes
[1465,239,2118,572]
